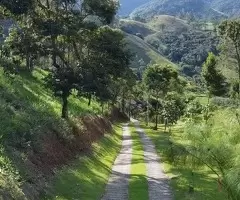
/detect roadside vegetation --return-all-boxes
[43,124,123,200]
[143,123,228,200]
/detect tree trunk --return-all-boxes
[164,118,168,131]
[62,95,68,119]
[154,101,159,130]
[88,94,92,106]
[146,98,149,126]
[26,53,30,71]
[128,100,131,119]
[101,103,104,115]
[30,57,34,71]
[235,45,240,98]
[121,98,125,113]
[155,114,158,130]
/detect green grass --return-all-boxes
[128,124,148,200]
[0,68,102,198]
[0,68,101,142]
[120,19,156,36]
[125,33,176,70]
[147,15,190,33]
[142,123,227,200]
[196,95,209,105]
[42,124,123,200]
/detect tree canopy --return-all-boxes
[202,52,227,96]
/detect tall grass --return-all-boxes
[183,108,240,200]
[143,122,228,200]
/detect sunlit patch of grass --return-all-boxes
[128,124,148,200]
[42,124,123,200]
[142,123,227,200]
[196,95,209,105]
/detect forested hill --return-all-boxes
[119,15,219,77]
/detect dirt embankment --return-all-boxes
[3,109,128,200]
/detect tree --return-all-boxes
[202,52,227,97]
[0,0,33,15]
[3,26,41,72]
[219,20,240,97]
[42,1,119,119]
[183,113,240,200]
[143,64,179,129]
[1,0,120,119]
[162,92,186,131]
[82,26,133,110]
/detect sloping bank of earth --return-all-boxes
[0,69,127,199]
[42,117,124,199]
[1,112,126,200]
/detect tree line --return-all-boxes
[0,0,137,119]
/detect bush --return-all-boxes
[210,97,238,108]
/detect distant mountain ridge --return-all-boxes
[119,0,240,20]
[119,0,150,16]
[211,0,240,17]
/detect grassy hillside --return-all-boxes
[119,18,178,72]
[120,15,218,77]
[0,68,101,144]
[120,19,156,37]
[147,15,190,33]
[0,68,105,198]
[125,33,177,71]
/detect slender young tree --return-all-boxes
[202,52,227,97]
[143,64,179,130]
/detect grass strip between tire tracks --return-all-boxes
[128,123,148,200]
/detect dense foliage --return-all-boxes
[146,30,219,76]
[219,20,240,96]
[0,0,136,119]
[202,52,227,96]
[143,64,185,129]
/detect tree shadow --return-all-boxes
[41,134,122,200]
